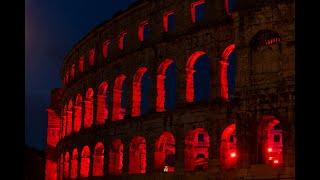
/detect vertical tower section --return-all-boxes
[45,88,64,180]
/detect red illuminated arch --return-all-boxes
[89,48,95,66]
[74,94,82,132]
[132,67,148,117]
[80,146,90,177]
[156,59,174,112]
[190,0,205,23]
[71,64,75,80]
[59,154,64,180]
[112,74,127,121]
[84,88,94,128]
[109,139,123,175]
[61,105,67,138]
[138,20,148,42]
[96,82,108,125]
[63,152,70,178]
[66,100,73,135]
[163,10,174,32]
[79,56,84,73]
[70,149,78,178]
[185,51,207,102]
[129,136,147,174]
[154,132,176,172]
[220,123,237,169]
[184,128,210,171]
[102,40,110,59]
[220,44,235,100]
[93,142,104,176]
[118,31,127,50]
[258,116,283,167]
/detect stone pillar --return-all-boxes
[122,139,130,175]
[146,137,155,174]
[174,126,184,174]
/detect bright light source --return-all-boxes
[163,166,168,172]
[273,160,279,164]
[268,156,273,160]
[230,152,236,158]
[267,148,272,152]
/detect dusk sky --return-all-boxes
[25,0,137,150]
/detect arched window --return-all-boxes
[129,136,147,174]
[80,146,90,177]
[79,56,84,73]
[163,11,175,32]
[65,71,69,85]
[93,142,104,176]
[84,88,94,128]
[154,132,176,172]
[186,51,210,102]
[132,67,151,117]
[96,82,109,125]
[225,0,236,15]
[89,48,95,66]
[118,31,128,50]
[70,149,78,179]
[63,152,70,178]
[102,40,111,60]
[74,94,82,132]
[138,20,150,41]
[184,128,210,171]
[59,154,64,180]
[220,123,237,169]
[61,105,67,138]
[220,44,236,101]
[66,100,73,135]
[191,0,206,23]
[156,59,176,112]
[109,139,123,175]
[112,74,127,121]
[71,64,75,80]
[257,116,283,167]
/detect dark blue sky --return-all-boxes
[25,0,137,150]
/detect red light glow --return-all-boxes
[93,142,104,176]
[80,146,90,177]
[154,132,175,172]
[112,74,127,121]
[132,67,148,117]
[220,44,235,101]
[220,124,237,169]
[230,152,236,158]
[129,136,146,174]
[74,94,82,132]
[109,139,123,175]
[102,40,110,59]
[96,82,108,125]
[84,88,94,128]
[163,11,174,32]
[268,148,272,152]
[156,59,174,112]
[185,51,206,102]
[79,56,84,72]
[190,0,205,23]
[118,31,127,50]
[89,48,95,66]
[138,20,148,41]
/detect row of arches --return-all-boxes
[61,45,236,137]
[58,116,283,179]
[63,0,236,85]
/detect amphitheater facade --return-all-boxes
[45,0,295,179]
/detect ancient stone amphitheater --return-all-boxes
[45,0,295,179]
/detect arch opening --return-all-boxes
[70,149,78,179]
[156,59,176,112]
[80,146,90,177]
[84,88,94,128]
[96,82,109,125]
[186,51,210,102]
[184,128,210,171]
[63,152,70,178]
[93,142,104,176]
[258,116,283,167]
[109,139,123,175]
[74,94,82,132]
[129,136,147,174]
[154,132,176,173]
[220,123,237,169]
[112,75,127,121]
